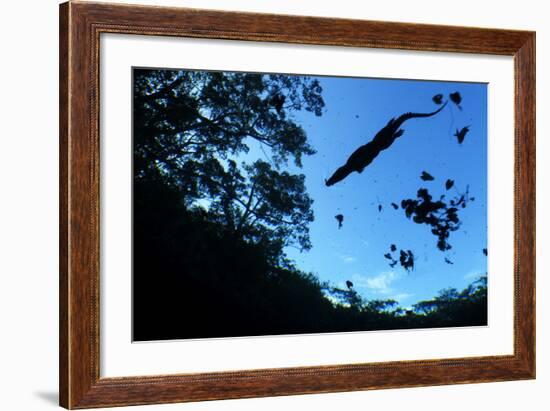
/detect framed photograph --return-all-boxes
[59,1,535,409]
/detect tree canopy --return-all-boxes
[134,69,325,259]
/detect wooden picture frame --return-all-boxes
[59,1,535,408]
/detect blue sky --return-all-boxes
[214,72,488,307]
[269,75,489,307]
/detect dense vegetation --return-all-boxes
[132,69,487,341]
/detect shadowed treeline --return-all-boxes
[133,181,487,340]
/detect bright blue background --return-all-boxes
[256,76,487,307]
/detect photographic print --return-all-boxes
[132,67,488,342]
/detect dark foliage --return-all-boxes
[134,180,487,340]
[335,214,344,229]
[133,69,326,261]
[384,245,414,271]
[401,187,473,251]
[432,94,444,105]
[399,250,415,271]
[450,91,463,110]
[454,125,470,144]
[421,171,435,181]
[413,276,487,327]
[134,180,336,339]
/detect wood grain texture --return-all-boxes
[59,1,536,408]
[514,33,536,374]
[59,2,69,407]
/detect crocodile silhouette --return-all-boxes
[325,102,447,187]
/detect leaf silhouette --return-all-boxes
[400,250,415,271]
[450,91,463,110]
[400,187,472,251]
[454,126,470,144]
[421,171,435,181]
[432,94,444,105]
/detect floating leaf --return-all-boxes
[454,126,470,144]
[335,214,344,229]
[450,91,463,110]
[421,171,435,181]
[432,94,444,105]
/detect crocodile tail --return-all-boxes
[394,101,448,127]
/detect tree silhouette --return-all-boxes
[413,276,487,326]
[134,69,325,259]
[133,178,488,340]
